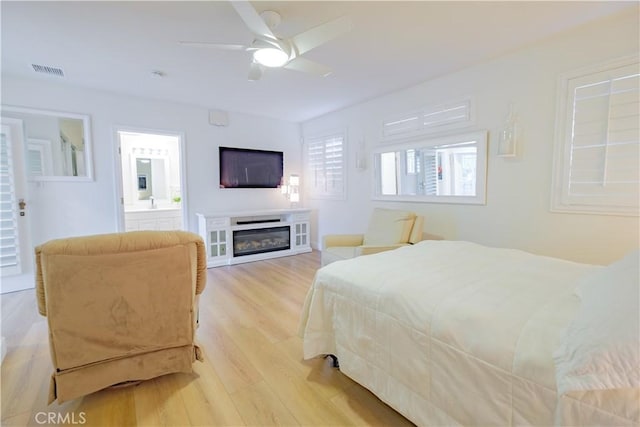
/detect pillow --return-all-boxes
[553,249,640,395]
[409,215,424,244]
[362,208,416,246]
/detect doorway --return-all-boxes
[0,118,34,293]
[116,129,187,232]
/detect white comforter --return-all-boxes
[299,241,639,426]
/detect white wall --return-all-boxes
[2,77,302,246]
[302,8,639,265]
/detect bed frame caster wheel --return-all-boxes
[325,354,339,368]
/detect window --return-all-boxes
[373,130,487,205]
[552,55,639,216]
[378,143,477,197]
[382,98,473,139]
[305,131,346,199]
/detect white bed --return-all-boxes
[299,240,639,426]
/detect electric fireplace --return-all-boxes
[233,226,291,257]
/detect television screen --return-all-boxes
[219,147,284,189]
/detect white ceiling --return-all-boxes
[1,1,634,123]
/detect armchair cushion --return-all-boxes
[362,208,416,246]
[323,234,364,249]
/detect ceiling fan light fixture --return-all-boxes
[253,47,289,67]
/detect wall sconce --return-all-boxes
[497,103,518,157]
[281,174,300,204]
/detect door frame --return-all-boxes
[112,126,189,232]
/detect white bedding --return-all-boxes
[299,241,640,426]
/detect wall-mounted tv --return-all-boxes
[219,146,284,189]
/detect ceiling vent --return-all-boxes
[31,64,65,77]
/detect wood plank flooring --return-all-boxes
[1,251,415,426]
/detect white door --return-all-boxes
[0,118,34,293]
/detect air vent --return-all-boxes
[31,64,65,77]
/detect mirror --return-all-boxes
[0,106,93,181]
[373,130,487,204]
[135,157,167,201]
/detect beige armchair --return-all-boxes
[321,208,424,266]
[36,230,207,404]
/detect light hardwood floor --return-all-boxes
[1,251,415,426]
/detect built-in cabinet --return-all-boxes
[196,209,311,268]
[125,208,182,231]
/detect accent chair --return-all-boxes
[35,230,207,404]
[321,208,424,266]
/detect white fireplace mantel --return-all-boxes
[196,209,311,268]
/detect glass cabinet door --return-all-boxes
[209,229,227,257]
[295,223,308,247]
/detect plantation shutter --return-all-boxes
[423,100,471,127]
[28,146,44,176]
[382,112,421,137]
[0,130,21,275]
[382,99,472,138]
[553,56,640,215]
[422,151,438,196]
[306,133,345,199]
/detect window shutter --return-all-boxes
[0,131,21,274]
[423,100,471,128]
[382,99,472,139]
[422,151,438,196]
[382,112,421,137]
[306,132,345,199]
[553,56,639,215]
[28,146,44,176]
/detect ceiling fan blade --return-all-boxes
[284,57,332,77]
[291,16,352,56]
[179,41,248,51]
[248,62,263,81]
[230,0,276,40]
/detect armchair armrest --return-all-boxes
[35,245,46,316]
[323,234,364,249]
[194,237,207,295]
[355,243,410,256]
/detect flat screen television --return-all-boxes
[219,146,284,189]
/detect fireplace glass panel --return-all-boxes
[233,226,290,257]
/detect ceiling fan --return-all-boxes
[180,0,352,81]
